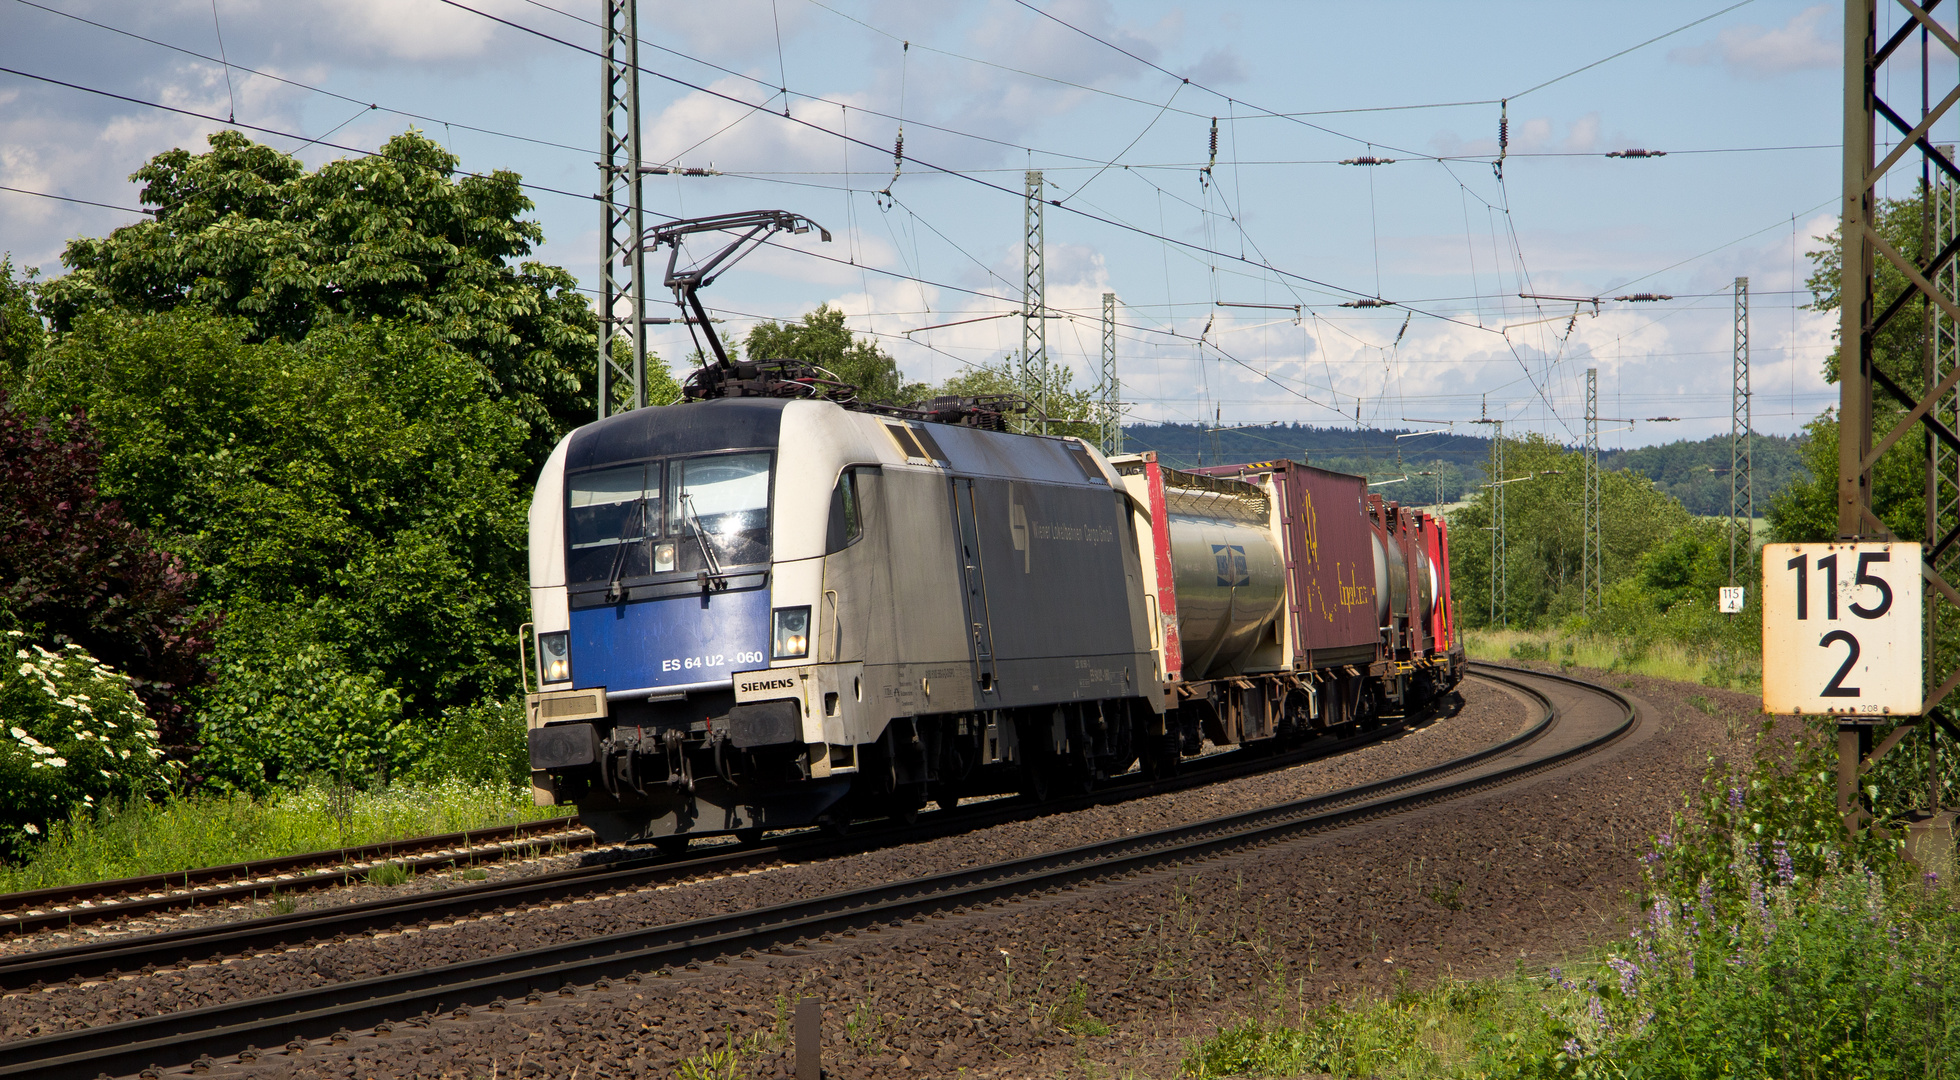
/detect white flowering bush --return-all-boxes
[1,631,176,857]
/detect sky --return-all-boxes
[0,0,1930,451]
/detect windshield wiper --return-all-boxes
[605,496,650,603]
[682,493,729,591]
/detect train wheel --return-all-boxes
[887,784,925,826]
[1144,734,1181,780]
[654,835,690,858]
[1018,758,1052,802]
[734,827,764,846]
[818,813,854,838]
[935,791,960,812]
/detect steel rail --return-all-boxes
[0,665,1630,1080]
[0,818,595,937]
[0,691,1461,989]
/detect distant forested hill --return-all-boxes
[1119,423,1495,505]
[1600,433,1808,517]
[1119,422,1810,515]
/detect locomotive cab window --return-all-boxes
[667,452,772,570]
[565,463,660,584]
[826,466,872,552]
[564,452,772,586]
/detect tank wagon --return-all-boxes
[520,398,1464,849]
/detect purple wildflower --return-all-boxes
[1926,870,1941,887]
[1607,957,1640,996]
[1728,786,1745,810]
[1563,1037,1585,1058]
[1772,841,1795,886]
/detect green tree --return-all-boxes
[0,255,43,389]
[35,130,596,466]
[18,308,530,723]
[1768,191,1936,543]
[937,357,1100,442]
[1446,432,1692,628]
[742,304,927,405]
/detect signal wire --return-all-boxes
[10,0,595,158]
[431,0,1495,334]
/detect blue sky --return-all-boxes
[0,1,1906,449]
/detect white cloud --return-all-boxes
[1670,5,1838,77]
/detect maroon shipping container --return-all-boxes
[1191,460,1381,668]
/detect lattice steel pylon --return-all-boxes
[1837,0,1960,842]
[1100,292,1121,456]
[1473,412,1507,627]
[1022,170,1047,434]
[1730,277,1753,586]
[1584,369,1603,615]
[597,0,647,419]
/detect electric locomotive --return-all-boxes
[522,392,1163,847]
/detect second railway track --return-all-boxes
[0,685,1464,989]
[0,664,1632,1080]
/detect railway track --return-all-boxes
[0,664,1629,1080]
[0,817,595,937]
[0,690,1459,990]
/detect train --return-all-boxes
[518,372,1465,851]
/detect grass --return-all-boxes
[0,777,572,894]
[1464,627,1760,689]
[1182,970,1586,1079]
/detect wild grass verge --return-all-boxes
[0,777,571,894]
[1464,628,1760,690]
[1185,707,1960,1078]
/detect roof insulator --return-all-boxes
[1340,156,1395,166]
[1613,293,1673,302]
[1605,149,1666,158]
[1340,298,1394,308]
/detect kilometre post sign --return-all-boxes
[1762,542,1921,716]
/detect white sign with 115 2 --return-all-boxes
[1762,542,1921,716]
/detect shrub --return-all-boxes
[0,632,176,858]
[404,694,528,788]
[193,644,414,794]
[0,391,217,745]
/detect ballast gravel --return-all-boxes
[0,685,1524,1042]
[4,667,1755,1079]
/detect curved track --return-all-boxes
[0,691,1461,989]
[0,664,1628,1080]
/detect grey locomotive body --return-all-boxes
[523,396,1163,846]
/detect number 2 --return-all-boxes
[1820,630,1860,697]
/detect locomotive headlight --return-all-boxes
[772,606,811,660]
[538,631,572,683]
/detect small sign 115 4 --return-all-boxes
[1762,542,1921,716]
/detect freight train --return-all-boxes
[519,384,1464,850]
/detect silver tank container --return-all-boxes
[1164,478,1284,680]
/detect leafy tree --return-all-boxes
[18,308,530,721]
[742,304,927,405]
[1769,191,1937,543]
[0,256,43,390]
[937,357,1100,442]
[603,336,684,412]
[1446,432,1691,628]
[193,643,409,794]
[0,391,216,744]
[35,130,596,465]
